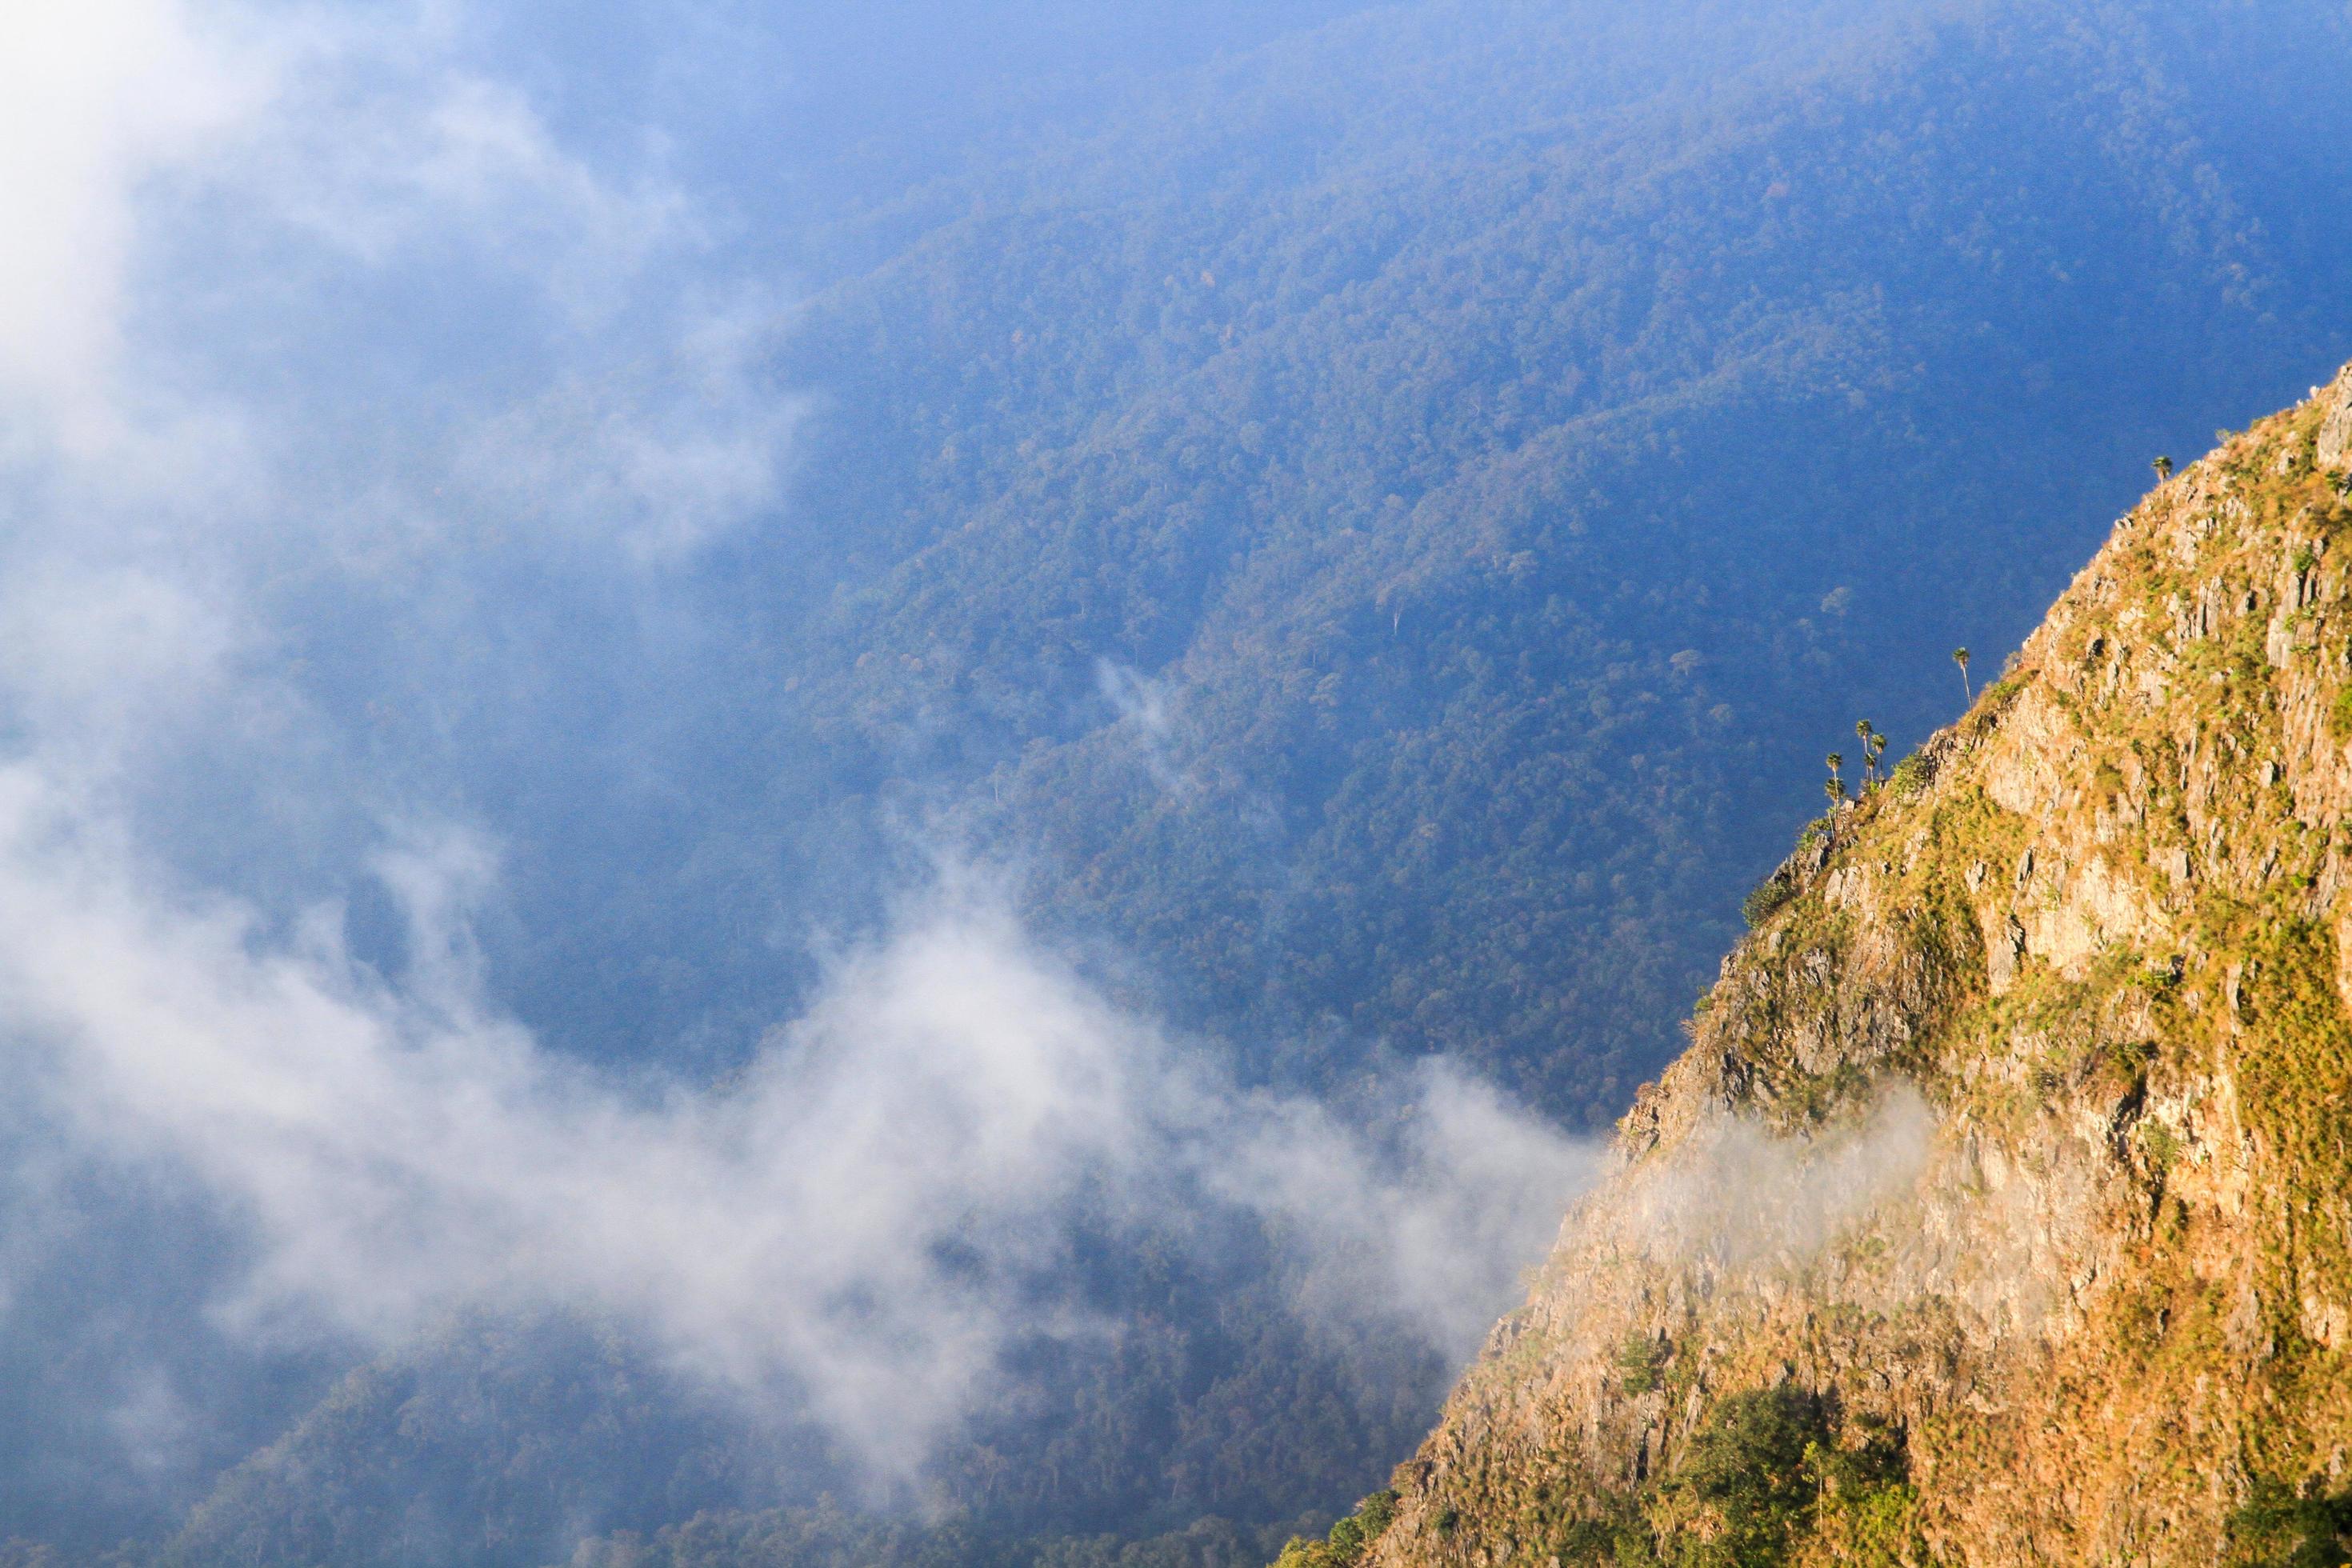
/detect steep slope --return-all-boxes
[44,7,2352,1565]
[506,0,2352,1128]
[1339,364,2352,1565]
[129,6,2352,1562]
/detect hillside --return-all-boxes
[74,3,2352,1562]
[13,4,2352,1566]
[1290,364,2352,1565]
[505,0,2352,1130]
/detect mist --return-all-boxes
[1618,1088,1942,1271]
[12,0,2342,1555]
[0,0,1597,1538]
[0,806,1594,1484]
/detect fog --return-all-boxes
[1620,1088,1941,1271]
[0,0,1593,1532]
[0,805,1594,1480]
[16,0,2337,1551]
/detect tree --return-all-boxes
[1648,1387,1835,1568]
[2153,454,2174,482]
[1952,647,1971,700]
[1854,720,1886,786]
[1824,752,1844,806]
[2221,1480,2352,1568]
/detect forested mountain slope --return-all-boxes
[21,2,2352,1566]
[546,0,2352,1127]
[1329,365,2352,1566]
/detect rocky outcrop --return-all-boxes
[2317,369,2352,474]
[1362,362,2352,1567]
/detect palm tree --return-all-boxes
[1825,751,1845,802]
[2153,454,2174,482]
[1857,719,1886,785]
[1953,647,1971,700]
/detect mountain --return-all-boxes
[14,2,2352,1564]
[1291,364,2352,1566]
[509,0,2352,1132]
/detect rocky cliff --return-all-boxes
[1318,363,2352,1566]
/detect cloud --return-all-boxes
[1094,656,1209,797]
[444,293,802,563]
[190,10,695,339]
[0,0,692,438]
[1619,1086,1940,1270]
[1096,658,1172,738]
[0,0,1582,1516]
[0,566,244,767]
[0,0,260,442]
[1219,1065,1603,1356]
[0,1,795,813]
[0,785,1594,1478]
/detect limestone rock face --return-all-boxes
[1358,362,2352,1568]
[2318,364,2352,472]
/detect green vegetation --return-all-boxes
[1886,753,1930,799]
[1535,1388,1922,1568]
[2221,1482,2352,1568]
[2327,686,2352,742]
[1742,874,1798,930]
[1614,1334,1670,1395]
[1856,722,1888,787]
[1270,1493,1398,1568]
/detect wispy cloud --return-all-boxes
[0,0,261,444]
[0,2,795,782]
[0,795,1592,1478]
[0,0,1591,1511]
[1619,1086,1940,1270]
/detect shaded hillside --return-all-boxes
[1338,364,2352,1565]
[489,0,2352,1130]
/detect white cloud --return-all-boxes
[1621,1086,1939,1268]
[1218,1063,1602,1356]
[0,0,730,482]
[446,292,802,562]
[0,0,261,443]
[0,0,794,803]
[0,786,1594,1477]
[0,566,241,759]
[214,21,693,322]
[0,0,1582,1510]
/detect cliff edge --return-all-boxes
[1311,362,2352,1567]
